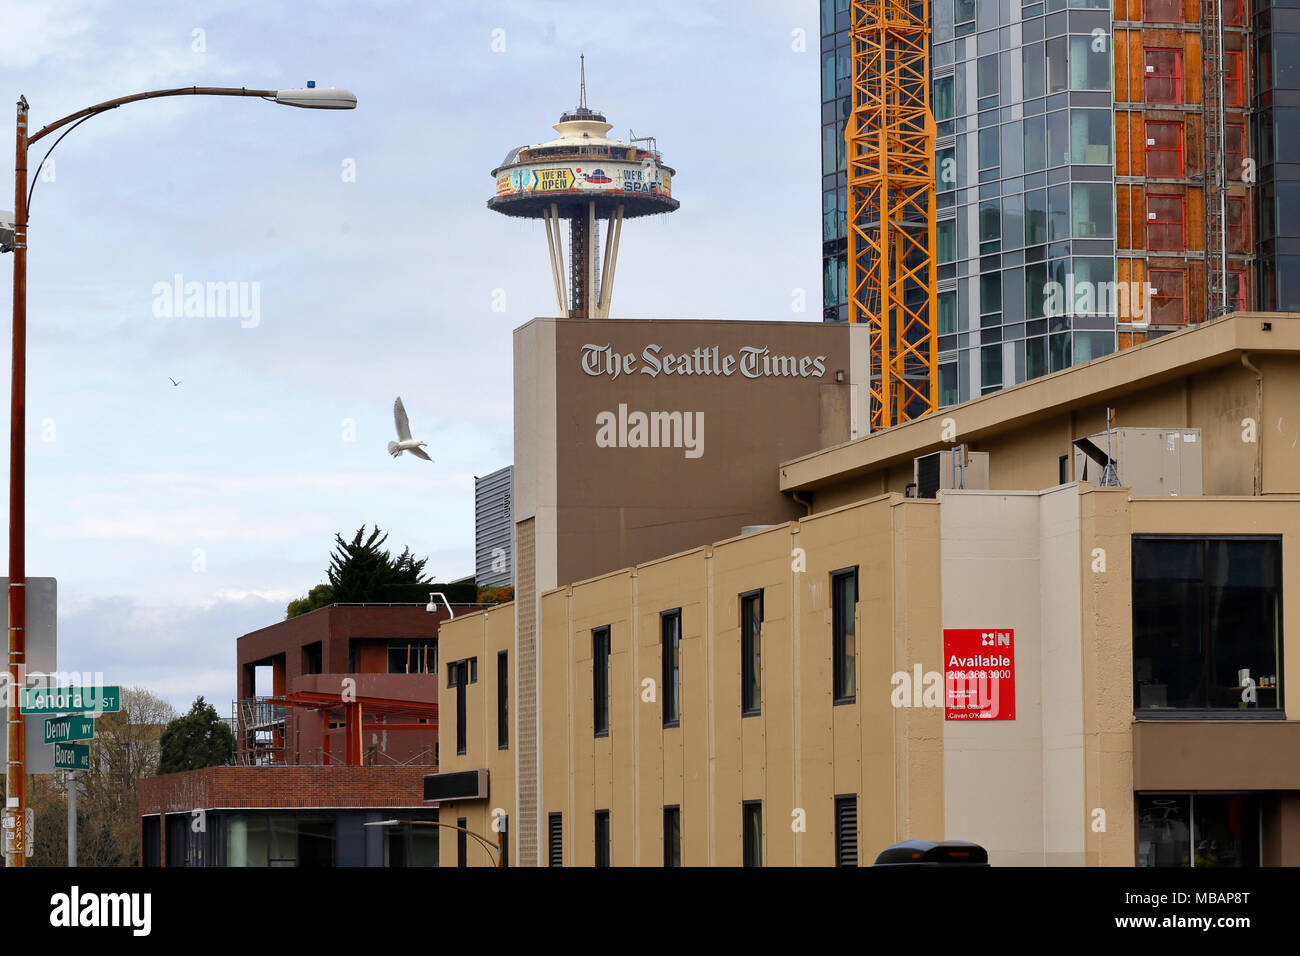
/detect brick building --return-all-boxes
[140,601,484,866]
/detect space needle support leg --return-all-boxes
[597,204,624,318]
[586,201,596,319]
[545,203,569,316]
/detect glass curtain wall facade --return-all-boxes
[822,0,852,323]
[822,0,1119,405]
[1257,1,1300,309]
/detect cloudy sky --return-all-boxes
[0,0,821,713]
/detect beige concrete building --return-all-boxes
[431,312,1300,866]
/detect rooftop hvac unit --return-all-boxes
[913,447,989,499]
[1072,427,1203,496]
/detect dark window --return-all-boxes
[832,568,859,703]
[1132,537,1282,712]
[1144,49,1183,104]
[1145,120,1184,177]
[593,626,611,736]
[741,590,763,715]
[497,651,509,750]
[1058,454,1070,485]
[1224,51,1242,108]
[1146,195,1185,250]
[662,609,682,726]
[743,801,763,867]
[453,662,468,755]
[1138,793,1261,866]
[835,795,859,866]
[1148,268,1187,325]
[469,657,477,684]
[663,806,682,867]
[302,642,323,675]
[595,810,611,867]
[456,817,467,868]
[388,639,437,675]
[548,813,563,867]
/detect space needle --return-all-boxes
[488,57,679,318]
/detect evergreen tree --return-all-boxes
[157,696,235,775]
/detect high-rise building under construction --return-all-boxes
[822,0,1295,408]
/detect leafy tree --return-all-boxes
[476,585,514,604]
[286,583,335,619]
[158,695,235,775]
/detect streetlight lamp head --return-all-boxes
[274,86,357,110]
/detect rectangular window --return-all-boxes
[743,802,763,867]
[938,219,957,262]
[662,609,682,726]
[1047,36,1068,94]
[593,626,611,736]
[1132,536,1282,712]
[1229,269,1249,312]
[1144,49,1183,104]
[741,590,763,716]
[1072,182,1114,238]
[1146,195,1185,250]
[1224,51,1243,108]
[1226,196,1247,254]
[938,290,958,335]
[1145,120,1184,177]
[1225,124,1245,182]
[832,568,858,703]
[1138,793,1260,866]
[1147,268,1187,325]
[456,817,467,868]
[1069,35,1110,90]
[497,650,509,750]
[1142,0,1181,21]
[1071,109,1111,165]
[595,810,611,867]
[933,75,954,122]
[453,661,468,755]
[835,795,859,867]
[663,807,682,867]
[388,639,437,675]
[548,813,563,867]
[302,642,323,675]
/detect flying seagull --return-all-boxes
[389,396,433,461]
[169,377,181,387]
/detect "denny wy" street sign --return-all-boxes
[43,714,95,745]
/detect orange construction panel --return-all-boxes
[1115,31,1130,102]
[1185,33,1202,105]
[1128,33,1145,103]
[1187,186,1204,251]
[1118,185,1133,249]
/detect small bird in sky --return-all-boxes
[169,377,181,387]
[389,396,433,461]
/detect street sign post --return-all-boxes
[20,685,120,715]
[43,714,95,744]
[52,743,90,772]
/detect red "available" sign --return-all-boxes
[943,629,1015,720]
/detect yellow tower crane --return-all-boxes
[845,0,939,430]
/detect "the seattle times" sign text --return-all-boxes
[581,343,829,380]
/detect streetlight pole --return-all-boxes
[3,84,355,867]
